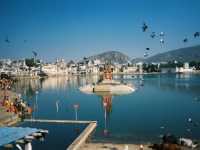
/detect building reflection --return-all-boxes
[41,75,99,90]
[98,93,113,136]
[145,74,200,95]
[12,78,42,99]
[12,74,200,98]
[12,75,101,114]
[176,73,192,79]
[41,76,69,90]
[12,75,100,94]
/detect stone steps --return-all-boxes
[0,106,19,126]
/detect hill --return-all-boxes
[145,45,200,63]
[88,51,131,64]
[87,45,200,65]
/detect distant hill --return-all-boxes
[131,57,144,63]
[146,45,200,63]
[88,51,131,64]
[87,45,200,65]
[131,45,200,63]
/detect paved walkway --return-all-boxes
[80,142,197,150]
[80,143,151,150]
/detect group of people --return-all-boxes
[0,78,12,90]
[1,96,18,114]
[0,78,32,117]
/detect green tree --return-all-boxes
[189,61,200,70]
[25,58,40,69]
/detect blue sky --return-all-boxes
[0,0,200,61]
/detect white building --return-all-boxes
[112,64,121,74]
[122,66,137,74]
[78,63,87,74]
[176,62,195,73]
[93,59,101,65]
[86,65,99,74]
[41,61,68,76]
[67,60,78,75]
[41,64,58,76]
[0,59,31,76]
[136,62,143,74]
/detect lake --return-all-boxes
[12,73,200,145]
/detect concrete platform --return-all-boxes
[79,143,151,150]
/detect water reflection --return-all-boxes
[145,74,200,95]
[12,75,100,97]
[12,78,42,99]
[12,74,200,95]
[101,94,112,136]
[56,100,60,113]
[41,77,69,90]
[10,74,200,143]
[41,75,99,90]
[176,73,192,80]
[12,75,200,105]
[87,92,114,137]
[32,91,39,119]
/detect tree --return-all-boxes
[189,61,200,70]
[25,58,40,69]
[0,61,3,67]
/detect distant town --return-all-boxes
[0,55,200,78]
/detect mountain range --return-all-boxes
[87,45,200,64]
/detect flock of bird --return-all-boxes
[141,22,200,58]
[2,22,200,59]
[4,36,28,44]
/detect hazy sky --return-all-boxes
[0,0,200,61]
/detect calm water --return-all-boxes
[0,122,86,150]
[19,122,86,149]
[12,73,200,144]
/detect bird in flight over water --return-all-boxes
[194,32,200,38]
[159,32,165,37]
[150,32,156,38]
[160,38,164,44]
[142,22,148,32]
[146,48,150,51]
[5,36,10,43]
[144,52,149,57]
[183,38,188,43]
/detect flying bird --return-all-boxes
[150,32,156,38]
[144,52,149,57]
[183,38,188,43]
[160,38,164,44]
[194,32,200,38]
[142,22,148,32]
[5,36,10,43]
[159,32,165,37]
